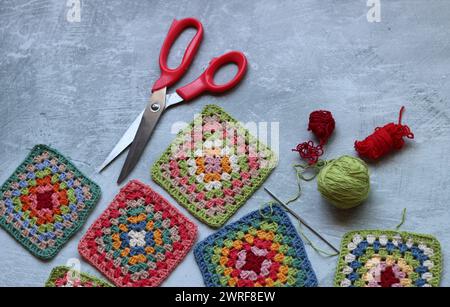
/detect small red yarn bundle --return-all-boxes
[292,110,335,165]
[354,106,414,160]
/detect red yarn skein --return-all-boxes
[308,110,336,145]
[354,106,414,160]
[293,110,335,165]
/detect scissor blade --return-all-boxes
[97,110,145,173]
[165,92,184,108]
[117,87,167,183]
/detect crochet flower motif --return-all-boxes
[128,229,147,247]
[45,266,112,287]
[187,141,240,191]
[0,145,100,259]
[152,105,277,228]
[335,231,442,287]
[78,180,197,287]
[194,205,318,287]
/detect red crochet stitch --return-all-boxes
[36,190,54,210]
[354,106,414,160]
[293,110,335,164]
[380,266,400,288]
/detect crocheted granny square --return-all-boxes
[152,105,277,228]
[45,266,113,287]
[194,205,318,287]
[334,230,442,287]
[78,180,197,287]
[0,144,100,259]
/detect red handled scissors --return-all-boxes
[97,18,248,183]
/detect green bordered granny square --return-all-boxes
[152,105,277,228]
[45,266,113,287]
[334,230,442,287]
[0,144,101,259]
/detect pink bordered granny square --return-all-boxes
[78,180,197,287]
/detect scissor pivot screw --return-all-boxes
[150,103,160,112]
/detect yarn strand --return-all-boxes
[296,221,339,257]
[293,110,335,165]
[395,208,407,231]
[283,161,327,206]
[258,201,338,257]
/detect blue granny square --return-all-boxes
[194,205,318,287]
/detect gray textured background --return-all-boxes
[1,0,449,287]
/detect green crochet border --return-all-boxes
[334,229,442,287]
[151,104,278,228]
[0,144,101,260]
[45,266,113,287]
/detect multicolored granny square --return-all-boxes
[152,105,277,228]
[45,266,113,287]
[0,144,100,259]
[334,230,442,287]
[194,205,318,287]
[78,180,197,287]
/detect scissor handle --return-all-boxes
[152,18,204,92]
[176,51,248,101]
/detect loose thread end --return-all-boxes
[398,106,406,125]
[259,201,275,219]
[395,208,407,231]
[297,221,339,257]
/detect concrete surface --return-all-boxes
[1,0,449,287]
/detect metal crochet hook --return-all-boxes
[264,187,339,254]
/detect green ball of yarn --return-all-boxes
[317,155,370,209]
